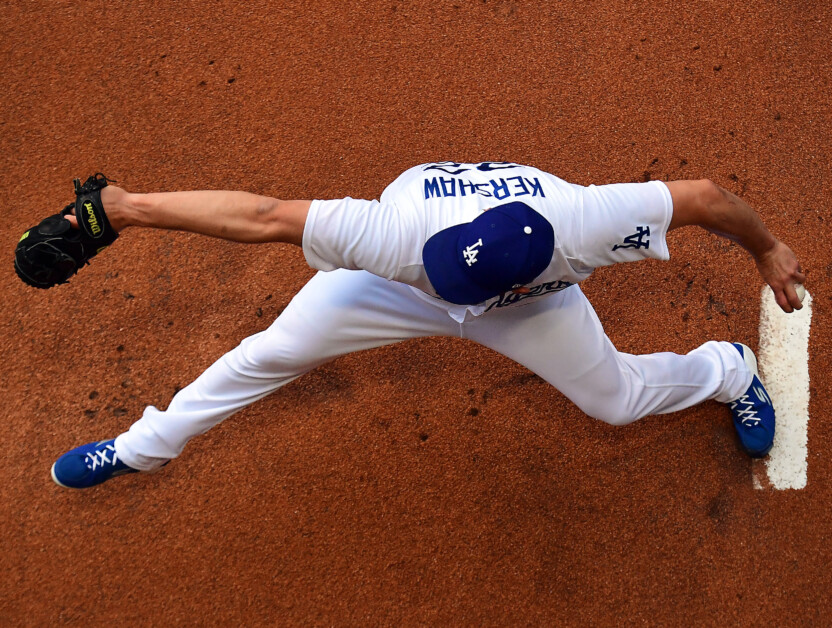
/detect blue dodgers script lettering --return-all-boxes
[424,176,545,200]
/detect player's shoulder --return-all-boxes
[380,163,438,199]
[381,161,558,199]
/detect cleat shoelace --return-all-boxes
[85,444,119,471]
[730,395,762,427]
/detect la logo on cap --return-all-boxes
[463,239,483,266]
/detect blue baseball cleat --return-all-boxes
[727,343,775,458]
[51,439,138,489]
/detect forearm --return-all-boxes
[700,185,777,259]
[102,187,309,245]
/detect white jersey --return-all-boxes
[302,161,673,316]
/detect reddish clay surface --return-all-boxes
[2,1,831,625]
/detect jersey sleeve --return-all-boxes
[302,197,415,280]
[561,180,673,271]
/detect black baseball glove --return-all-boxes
[14,174,119,288]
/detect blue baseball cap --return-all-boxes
[422,201,555,305]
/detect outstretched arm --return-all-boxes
[65,186,311,246]
[665,179,806,312]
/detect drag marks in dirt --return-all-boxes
[754,287,813,490]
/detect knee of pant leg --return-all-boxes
[596,407,642,426]
[576,396,641,426]
[573,360,648,426]
[233,328,325,375]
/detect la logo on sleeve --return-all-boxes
[612,226,650,251]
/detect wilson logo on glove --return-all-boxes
[83,201,103,237]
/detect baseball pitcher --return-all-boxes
[14,162,805,488]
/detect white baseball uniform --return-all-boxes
[114,162,751,471]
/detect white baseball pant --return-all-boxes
[114,269,751,471]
